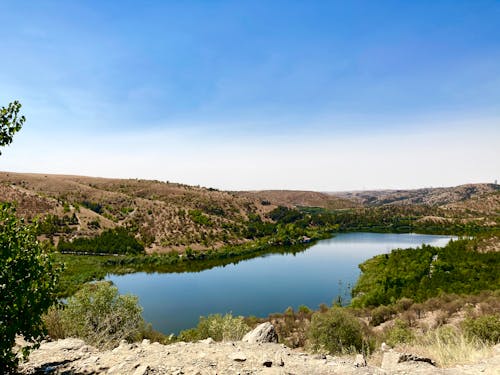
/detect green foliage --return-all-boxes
[58,281,144,349]
[36,214,77,236]
[0,100,25,154]
[0,204,60,371]
[308,307,369,354]
[351,238,500,307]
[188,209,212,226]
[268,206,304,224]
[383,319,415,347]
[178,313,249,342]
[462,314,500,345]
[58,228,144,255]
[81,200,103,214]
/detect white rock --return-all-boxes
[242,322,278,344]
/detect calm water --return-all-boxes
[107,232,454,334]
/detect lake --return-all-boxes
[107,232,455,334]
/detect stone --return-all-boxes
[199,337,215,345]
[381,350,436,371]
[354,353,366,367]
[229,352,247,362]
[381,342,391,352]
[274,351,285,367]
[242,322,278,344]
[133,364,150,375]
[262,357,273,367]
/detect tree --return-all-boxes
[0,101,59,372]
[0,100,25,154]
[0,204,60,371]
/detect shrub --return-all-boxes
[308,307,368,354]
[395,297,414,312]
[0,204,59,372]
[178,313,249,342]
[383,319,415,347]
[462,314,500,345]
[59,281,144,349]
[370,305,394,326]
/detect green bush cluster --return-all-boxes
[308,307,370,355]
[383,319,415,347]
[178,313,249,342]
[58,228,144,255]
[351,239,500,307]
[50,282,145,349]
[462,314,500,345]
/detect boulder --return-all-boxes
[381,350,436,371]
[354,353,366,367]
[242,322,278,344]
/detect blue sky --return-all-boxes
[1,1,499,190]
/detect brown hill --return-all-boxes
[237,190,358,210]
[0,172,280,252]
[333,184,500,208]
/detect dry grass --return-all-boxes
[396,325,494,367]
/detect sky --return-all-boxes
[1,0,499,191]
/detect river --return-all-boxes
[107,232,455,334]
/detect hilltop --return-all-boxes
[334,183,499,209]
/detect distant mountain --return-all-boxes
[237,190,358,210]
[333,184,499,209]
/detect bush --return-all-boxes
[383,319,415,347]
[178,313,249,342]
[0,204,59,372]
[308,307,368,354]
[58,281,144,349]
[462,314,500,345]
[370,305,394,326]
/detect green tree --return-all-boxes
[0,101,59,372]
[0,204,60,371]
[0,100,25,153]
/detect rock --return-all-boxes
[242,322,278,344]
[354,353,366,367]
[229,352,247,362]
[382,350,436,371]
[199,337,215,345]
[133,364,150,375]
[141,339,151,346]
[381,342,391,352]
[18,336,500,375]
[262,357,273,367]
[274,351,285,367]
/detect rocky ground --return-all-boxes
[18,323,500,375]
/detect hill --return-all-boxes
[237,189,358,209]
[0,172,280,252]
[334,184,499,208]
[1,172,498,253]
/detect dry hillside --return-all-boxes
[334,183,499,209]
[238,190,358,209]
[0,172,281,252]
